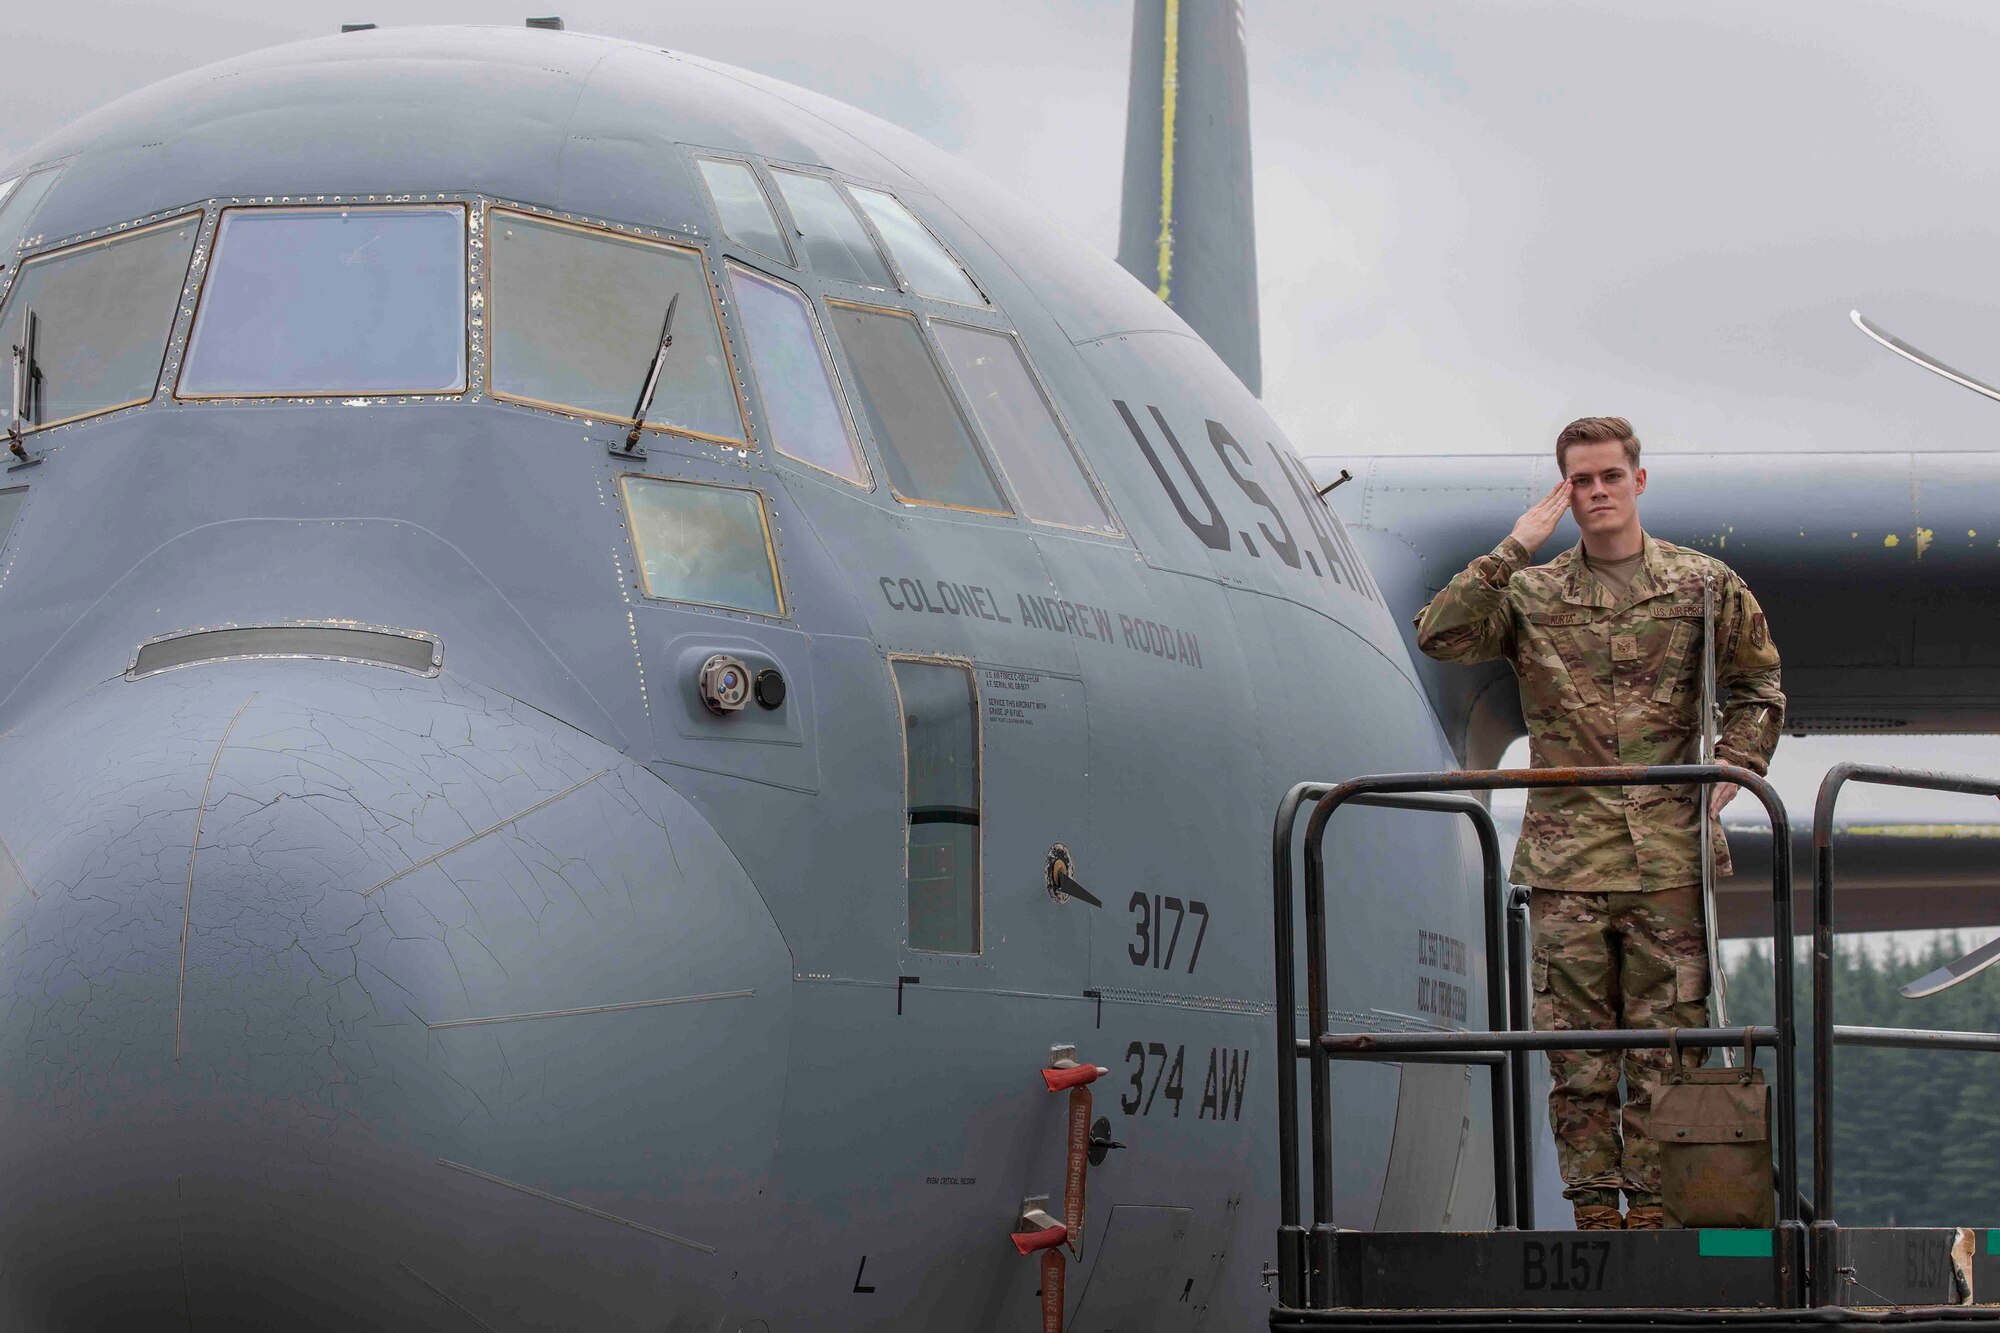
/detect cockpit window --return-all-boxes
[0,166,66,270]
[488,209,746,444]
[619,475,784,617]
[728,263,867,486]
[932,322,1116,533]
[696,158,793,267]
[0,213,199,431]
[179,205,466,397]
[0,487,25,552]
[845,187,984,307]
[827,302,1008,514]
[770,170,893,288]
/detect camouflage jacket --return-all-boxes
[1415,534,1784,891]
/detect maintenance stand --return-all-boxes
[1270,762,2000,1331]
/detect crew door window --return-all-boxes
[0,213,199,431]
[180,205,467,396]
[827,302,1008,513]
[894,658,981,954]
[487,209,747,444]
[696,158,793,266]
[845,186,984,307]
[933,322,1117,532]
[770,170,893,288]
[728,263,867,486]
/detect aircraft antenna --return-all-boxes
[1314,469,1352,499]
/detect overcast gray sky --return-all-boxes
[9,0,1998,832]
[19,0,2000,462]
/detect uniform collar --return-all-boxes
[1628,533,1671,608]
[1559,532,1661,611]
[1554,542,1610,608]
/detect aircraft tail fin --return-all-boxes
[1117,0,1261,395]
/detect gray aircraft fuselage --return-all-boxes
[0,27,1494,1331]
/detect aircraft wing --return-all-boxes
[1323,448,2000,763]
[1332,445,2000,940]
[1716,820,2000,939]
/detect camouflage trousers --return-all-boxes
[1530,883,1710,1208]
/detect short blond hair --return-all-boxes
[1556,417,1640,473]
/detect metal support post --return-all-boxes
[1506,886,1534,1230]
[1270,783,1315,1311]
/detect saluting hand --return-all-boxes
[1507,479,1574,555]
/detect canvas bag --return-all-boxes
[1651,1031,1774,1228]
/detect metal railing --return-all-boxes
[1271,786,1518,1309]
[1273,763,1803,1311]
[1808,763,2000,1306]
[1270,758,2000,1314]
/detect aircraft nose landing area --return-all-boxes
[0,666,790,1330]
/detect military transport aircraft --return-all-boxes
[3,1,1992,1328]
[0,7,1504,1330]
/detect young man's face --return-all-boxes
[1563,440,1646,538]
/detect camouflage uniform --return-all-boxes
[1415,534,1784,1207]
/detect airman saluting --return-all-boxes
[1415,417,1784,1231]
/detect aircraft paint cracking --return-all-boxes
[360,768,609,898]
[178,691,257,1061]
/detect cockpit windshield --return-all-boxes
[179,205,467,397]
[729,263,867,485]
[771,171,893,288]
[828,301,1008,513]
[696,158,793,267]
[846,187,984,307]
[0,167,65,272]
[0,212,199,431]
[487,209,746,444]
[932,322,1115,532]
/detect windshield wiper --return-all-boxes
[618,292,680,458]
[8,306,40,466]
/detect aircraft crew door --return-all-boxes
[891,656,1093,998]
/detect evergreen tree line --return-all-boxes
[1725,935,2000,1226]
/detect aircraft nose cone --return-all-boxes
[0,667,790,1330]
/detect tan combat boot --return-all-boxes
[1624,1204,1664,1231]
[1573,1204,1624,1231]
